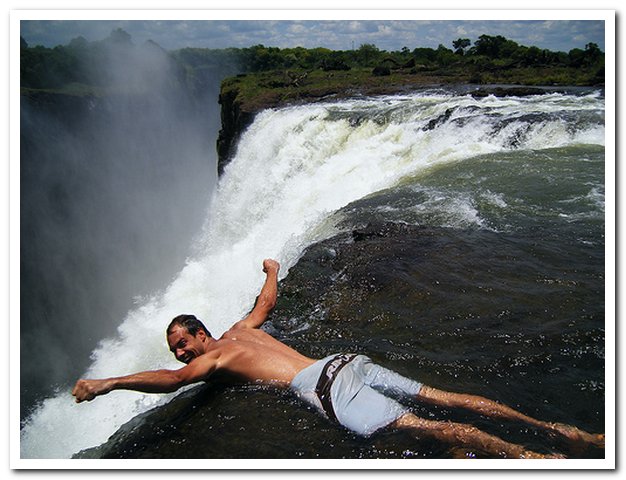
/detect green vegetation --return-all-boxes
[20,28,195,96]
[21,29,605,106]
[216,37,604,112]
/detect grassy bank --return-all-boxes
[220,64,604,113]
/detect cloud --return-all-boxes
[20,19,606,53]
[287,23,307,35]
[455,26,468,36]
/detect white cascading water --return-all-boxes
[20,91,604,459]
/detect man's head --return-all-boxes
[166,314,212,364]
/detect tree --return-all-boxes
[568,47,586,68]
[107,28,132,45]
[412,47,437,64]
[584,42,603,65]
[68,36,89,50]
[435,44,455,66]
[356,43,381,67]
[452,38,471,55]
[472,34,520,59]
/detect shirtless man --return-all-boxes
[72,259,604,459]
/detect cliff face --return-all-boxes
[216,87,256,176]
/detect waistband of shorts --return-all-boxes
[291,353,362,391]
[314,353,358,423]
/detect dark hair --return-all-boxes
[167,314,212,338]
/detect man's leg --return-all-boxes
[416,385,604,452]
[389,412,561,459]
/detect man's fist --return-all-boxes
[263,259,280,273]
[72,378,111,403]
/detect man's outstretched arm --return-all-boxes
[72,352,218,403]
[232,259,280,330]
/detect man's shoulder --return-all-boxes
[221,323,259,337]
[218,325,273,345]
[210,328,253,347]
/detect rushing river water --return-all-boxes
[20,87,606,461]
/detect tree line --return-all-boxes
[20,28,605,91]
[172,34,605,77]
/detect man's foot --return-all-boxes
[448,445,566,459]
[548,422,605,454]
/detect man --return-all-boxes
[73,259,604,459]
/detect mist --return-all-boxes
[20,34,229,419]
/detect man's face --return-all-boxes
[167,324,208,364]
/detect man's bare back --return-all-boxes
[178,327,316,387]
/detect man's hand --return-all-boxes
[72,378,112,403]
[263,258,280,274]
[231,259,280,330]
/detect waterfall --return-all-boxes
[20,89,605,459]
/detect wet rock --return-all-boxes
[422,107,455,131]
[469,86,563,98]
[216,88,256,176]
[372,65,391,76]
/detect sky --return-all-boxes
[20,18,606,53]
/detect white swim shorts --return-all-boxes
[290,353,423,436]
